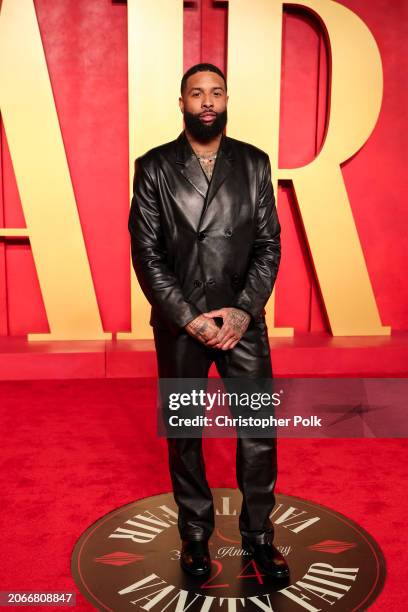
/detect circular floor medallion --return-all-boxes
[72,489,385,611]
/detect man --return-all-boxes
[128,63,289,580]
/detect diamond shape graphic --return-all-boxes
[94,551,144,566]
[308,539,357,554]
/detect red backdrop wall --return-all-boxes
[0,0,407,337]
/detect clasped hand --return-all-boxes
[185,307,251,350]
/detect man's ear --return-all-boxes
[178,96,184,113]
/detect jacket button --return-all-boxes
[232,273,239,281]
[224,229,232,237]
[206,278,215,286]
[194,280,202,288]
[198,231,206,241]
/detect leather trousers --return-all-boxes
[153,317,277,545]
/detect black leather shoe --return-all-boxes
[180,540,211,576]
[242,538,290,579]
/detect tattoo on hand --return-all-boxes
[185,315,219,344]
[189,318,209,340]
[227,309,250,335]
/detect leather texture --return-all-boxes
[153,320,277,545]
[180,539,211,576]
[242,538,290,578]
[128,130,281,333]
[129,129,281,545]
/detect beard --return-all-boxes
[183,109,228,143]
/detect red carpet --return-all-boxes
[0,378,406,610]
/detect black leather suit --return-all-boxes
[128,130,281,545]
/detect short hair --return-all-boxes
[180,63,227,95]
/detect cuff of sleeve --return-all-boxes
[235,306,254,321]
[233,294,259,321]
[175,305,202,329]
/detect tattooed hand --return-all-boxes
[184,314,220,345]
[202,307,251,350]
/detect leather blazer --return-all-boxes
[128,130,281,333]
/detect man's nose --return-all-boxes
[202,97,213,108]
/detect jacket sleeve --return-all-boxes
[233,155,281,319]
[128,156,202,329]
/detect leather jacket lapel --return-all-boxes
[175,131,208,198]
[175,130,234,226]
[199,134,233,225]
